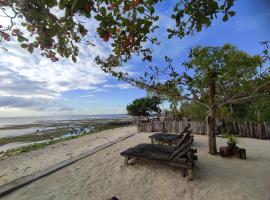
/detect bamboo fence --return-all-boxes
[137,120,270,140]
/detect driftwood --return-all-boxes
[137,120,270,140]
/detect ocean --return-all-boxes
[0,114,131,151]
[0,114,129,127]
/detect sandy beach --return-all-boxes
[1,126,270,200]
[0,126,136,186]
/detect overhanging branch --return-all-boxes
[218,79,270,106]
[117,72,209,108]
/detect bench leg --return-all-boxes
[187,169,193,181]
[182,169,187,177]
[124,157,129,165]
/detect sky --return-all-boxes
[0,0,269,117]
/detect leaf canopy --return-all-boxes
[0,0,235,65]
[126,96,162,117]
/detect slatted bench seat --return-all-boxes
[120,134,197,181]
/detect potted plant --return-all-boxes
[226,134,239,150]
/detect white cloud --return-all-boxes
[0,96,73,111]
[0,7,141,116]
[0,16,112,114]
[103,83,133,89]
[79,94,95,98]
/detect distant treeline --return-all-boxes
[168,98,270,123]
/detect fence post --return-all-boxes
[249,122,252,137]
[244,122,249,137]
[261,123,266,139]
[264,122,269,139]
[256,124,262,139]
[237,122,242,137]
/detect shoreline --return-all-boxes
[0,126,137,187]
[0,117,134,151]
[0,123,133,158]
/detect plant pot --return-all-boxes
[227,142,236,150]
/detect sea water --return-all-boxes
[0,114,128,127]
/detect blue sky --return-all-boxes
[0,0,269,117]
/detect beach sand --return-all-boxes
[0,126,136,186]
[1,126,270,200]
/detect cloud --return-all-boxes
[103,83,134,89]
[79,94,95,98]
[0,68,57,98]
[0,17,112,112]
[0,96,73,111]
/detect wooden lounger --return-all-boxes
[120,134,197,181]
[149,124,192,145]
[149,131,194,145]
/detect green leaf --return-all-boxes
[100,7,106,16]
[137,6,144,13]
[149,6,155,15]
[27,46,33,53]
[17,35,29,42]
[21,43,28,48]
[228,11,235,17]
[95,14,102,21]
[21,22,27,27]
[72,55,77,63]
[222,14,228,22]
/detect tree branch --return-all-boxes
[218,79,270,106]
[119,73,209,108]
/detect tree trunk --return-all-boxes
[229,104,233,115]
[207,80,217,155]
[257,110,261,123]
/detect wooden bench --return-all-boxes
[120,134,197,181]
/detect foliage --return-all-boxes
[226,134,238,144]
[168,110,183,120]
[0,0,235,65]
[218,106,231,120]
[230,97,270,123]
[171,98,270,123]
[118,44,269,154]
[166,99,183,120]
[183,44,263,105]
[180,101,207,121]
[122,44,268,110]
[126,96,162,117]
[167,0,235,39]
